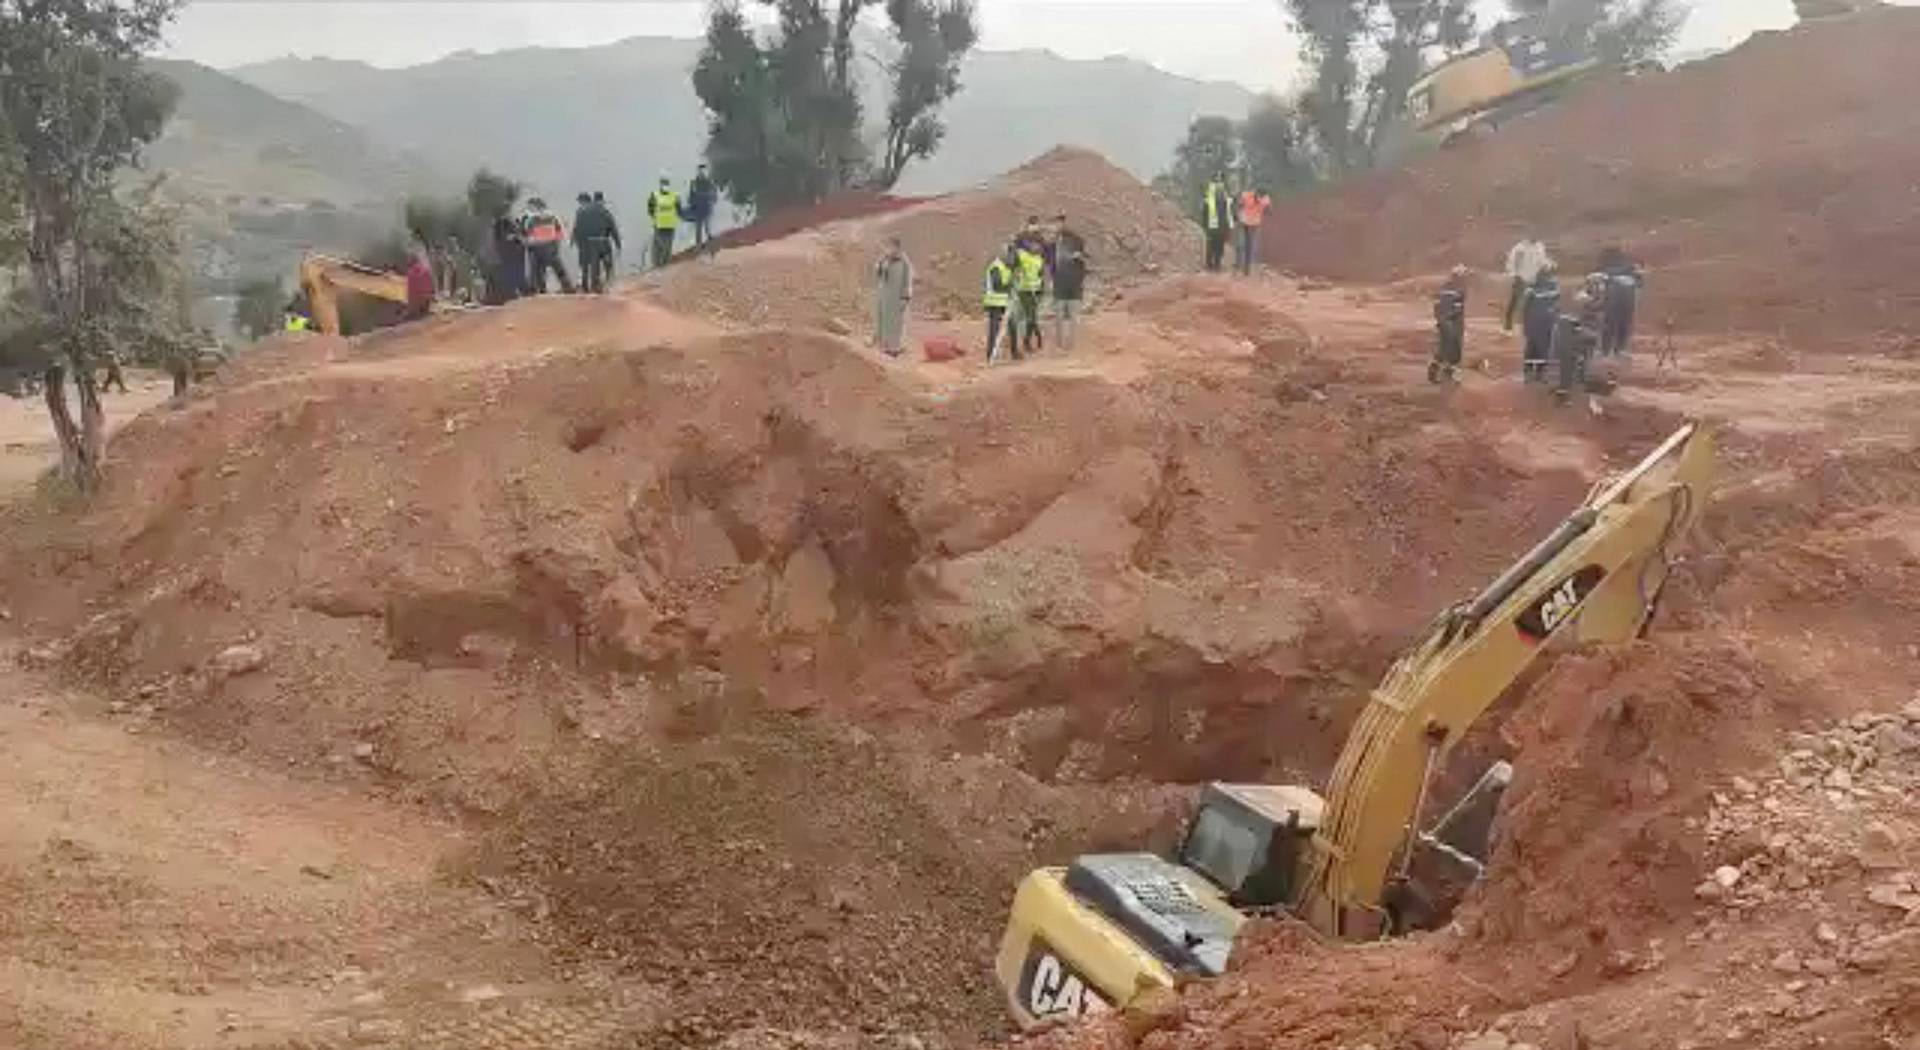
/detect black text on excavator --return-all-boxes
[995,421,1713,1028]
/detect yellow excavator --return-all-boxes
[297,253,415,336]
[1402,15,1601,148]
[995,422,1713,1027]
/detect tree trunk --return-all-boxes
[42,361,104,491]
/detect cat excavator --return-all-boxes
[297,253,414,335]
[996,421,1713,1027]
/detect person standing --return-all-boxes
[1051,216,1089,351]
[1013,239,1047,356]
[487,214,527,304]
[1200,175,1234,273]
[646,176,681,269]
[405,249,436,320]
[1555,273,1608,402]
[1429,266,1468,384]
[1235,186,1272,276]
[572,191,621,293]
[1598,247,1643,357]
[1504,236,1551,331]
[521,197,574,294]
[1521,265,1560,384]
[687,164,718,248]
[872,236,913,358]
[983,245,1015,362]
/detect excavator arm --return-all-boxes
[298,253,411,335]
[1295,422,1713,937]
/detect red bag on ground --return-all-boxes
[922,336,963,362]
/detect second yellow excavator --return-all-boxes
[297,253,414,336]
[995,422,1713,1027]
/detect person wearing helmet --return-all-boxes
[646,176,682,269]
[1429,265,1468,384]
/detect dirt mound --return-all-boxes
[648,148,1199,331]
[675,190,927,261]
[468,718,1011,1047]
[1262,10,1920,342]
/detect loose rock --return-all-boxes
[212,644,266,677]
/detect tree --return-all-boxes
[1239,95,1324,194]
[692,0,976,210]
[872,0,979,190]
[0,0,183,490]
[1505,0,1686,66]
[1281,0,1476,174]
[233,276,285,341]
[1152,115,1241,213]
[465,168,522,223]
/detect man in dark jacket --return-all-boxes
[1521,266,1560,384]
[1429,266,1467,384]
[1050,215,1089,351]
[687,164,718,248]
[487,215,527,304]
[572,191,622,293]
[1554,273,1608,402]
[1598,247,1643,357]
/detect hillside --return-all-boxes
[145,60,446,312]
[1257,9,1920,342]
[229,38,1253,219]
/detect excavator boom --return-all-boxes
[1296,422,1713,936]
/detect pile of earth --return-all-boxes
[647,147,1200,331]
[1261,9,1920,343]
[0,268,1655,1046]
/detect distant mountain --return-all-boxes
[144,59,448,314]
[229,38,1254,219]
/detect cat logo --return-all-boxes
[1018,943,1112,1022]
[1514,565,1606,642]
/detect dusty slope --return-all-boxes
[1261,10,1920,343]
[649,149,1200,330]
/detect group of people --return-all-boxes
[1428,236,1645,401]
[867,214,1091,363]
[482,165,720,304]
[1199,175,1273,275]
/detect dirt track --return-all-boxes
[5,27,1920,1049]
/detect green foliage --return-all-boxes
[1281,0,1477,174]
[1239,95,1324,194]
[1506,0,1687,64]
[1153,115,1242,212]
[873,0,979,190]
[465,168,521,223]
[693,0,976,210]
[232,275,285,341]
[0,0,186,487]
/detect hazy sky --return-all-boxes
[162,0,1808,91]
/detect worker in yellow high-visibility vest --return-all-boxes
[983,246,1015,362]
[1011,240,1047,357]
[646,176,682,269]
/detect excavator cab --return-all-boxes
[1178,783,1323,909]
